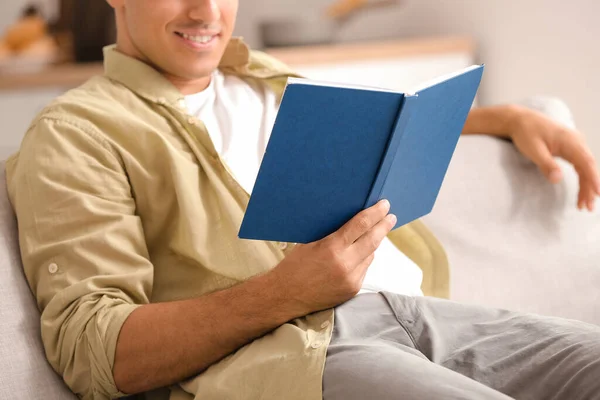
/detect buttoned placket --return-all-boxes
[309,315,334,350]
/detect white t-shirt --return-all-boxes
[185,70,423,296]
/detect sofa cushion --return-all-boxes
[0,160,77,399]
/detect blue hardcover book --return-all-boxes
[239,65,484,243]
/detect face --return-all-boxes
[108,0,238,91]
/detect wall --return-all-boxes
[236,0,600,162]
[0,1,25,34]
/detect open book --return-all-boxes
[239,65,485,243]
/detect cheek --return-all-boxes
[219,0,238,26]
[126,1,176,39]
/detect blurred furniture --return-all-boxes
[71,0,116,62]
[51,0,116,62]
[266,36,475,93]
[260,0,399,47]
[0,5,62,76]
[55,0,75,33]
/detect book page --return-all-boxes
[288,64,482,95]
[410,64,483,93]
[287,77,399,94]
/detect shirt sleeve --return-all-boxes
[7,116,153,399]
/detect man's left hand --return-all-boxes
[509,107,600,211]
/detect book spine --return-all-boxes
[363,94,418,209]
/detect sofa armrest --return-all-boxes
[422,97,600,325]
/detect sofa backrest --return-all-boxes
[0,160,77,399]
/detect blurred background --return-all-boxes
[0,0,599,162]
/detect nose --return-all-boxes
[188,0,221,24]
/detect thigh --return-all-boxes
[323,341,513,400]
[382,293,600,400]
[325,293,512,400]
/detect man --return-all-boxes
[5,0,600,399]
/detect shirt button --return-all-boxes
[48,263,58,274]
[157,97,167,105]
[188,117,198,126]
[320,321,330,329]
[311,341,323,349]
[278,242,288,250]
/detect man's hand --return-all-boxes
[463,104,600,211]
[270,199,396,316]
[509,107,600,211]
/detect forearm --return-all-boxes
[462,104,525,138]
[113,270,301,394]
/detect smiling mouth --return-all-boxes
[175,32,218,44]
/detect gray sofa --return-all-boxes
[0,161,78,399]
[1,97,598,399]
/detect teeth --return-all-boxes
[181,33,214,44]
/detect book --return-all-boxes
[238,65,485,243]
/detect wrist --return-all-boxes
[503,104,530,140]
[251,267,310,322]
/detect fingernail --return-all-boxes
[380,199,390,210]
[388,213,397,225]
[549,169,562,183]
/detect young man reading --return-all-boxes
[6,1,600,399]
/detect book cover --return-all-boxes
[239,65,484,243]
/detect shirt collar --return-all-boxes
[103,37,251,105]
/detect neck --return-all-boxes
[165,73,213,95]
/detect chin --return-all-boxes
[161,57,216,80]
[185,63,220,79]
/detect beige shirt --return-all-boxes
[6,38,449,400]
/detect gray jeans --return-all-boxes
[323,293,600,400]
